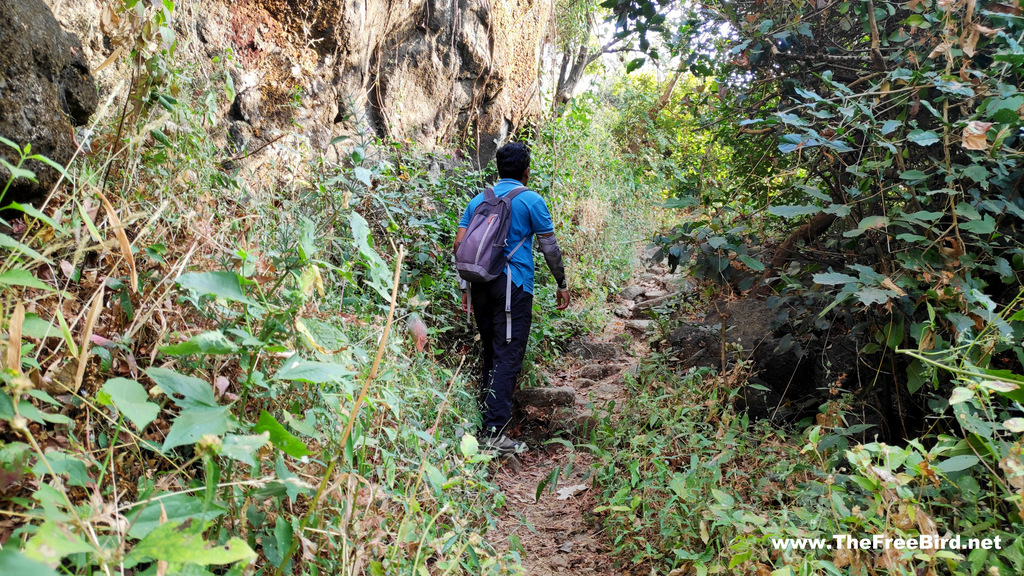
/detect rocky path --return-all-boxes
[489,266,686,575]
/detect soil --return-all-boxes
[487,265,682,575]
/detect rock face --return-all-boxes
[251,0,549,162]
[40,0,550,177]
[0,0,97,204]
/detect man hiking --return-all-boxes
[454,142,570,455]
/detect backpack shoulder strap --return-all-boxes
[504,186,529,202]
[482,187,496,201]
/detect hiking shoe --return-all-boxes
[482,433,528,455]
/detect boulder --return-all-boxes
[619,285,645,301]
[567,340,622,361]
[516,386,576,408]
[613,301,634,318]
[579,364,617,380]
[624,319,653,333]
[633,292,679,315]
[0,0,98,204]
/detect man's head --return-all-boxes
[496,142,531,183]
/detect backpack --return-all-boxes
[455,186,528,283]
[455,186,529,342]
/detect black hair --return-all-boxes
[495,142,531,181]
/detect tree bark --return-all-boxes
[755,211,838,293]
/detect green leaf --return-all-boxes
[768,205,820,218]
[253,410,312,458]
[1,158,37,182]
[0,548,60,576]
[350,212,392,301]
[23,521,94,565]
[949,386,973,405]
[273,517,293,561]
[1,202,64,232]
[274,359,354,384]
[625,57,645,72]
[353,167,372,186]
[934,454,979,473]
[843,215,889,237]
[962,164,990,183]
[899,169,928,181]
[102,377,160,430]
[163,405,233,451]
[881,120,902,135]
[812,272,859,285]
[0,234,49,264]
[20,313,59,339]
[460,433,479,458]
[0,269,52,291]
[960,216,995,235]
[907,129,940,146]
[220,432,270,466]
[31,452,89,488]
[160,330,239,356]
[150,129,172,147]
[146,366,217,408]
[176,271,257,305]
[127,493,226,539]
[737,254,765,271]
[127,520,256,566]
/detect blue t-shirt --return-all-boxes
[459,178,554,294]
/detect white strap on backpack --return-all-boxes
[504,236,529,343]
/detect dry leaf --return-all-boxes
[963,27,980,57]
[928,42,952,60]
[99,4,120,36]
[95,187,138,293]
[556,483,589,500]
[7,304,25,372]
[74,285,106,393]
[976,24,1001,36]
[880,277,906,296]
[95,45,125,73]
[962,121,993,150]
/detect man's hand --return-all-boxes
[461,291,473,313]
[556,289,570,310]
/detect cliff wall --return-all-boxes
[45,0,552,170]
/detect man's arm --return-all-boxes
[455,227,471,312]
[454,227,467,258]
[537,232,570,310]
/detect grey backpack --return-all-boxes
[455,186,528,283]
[455,186,528,341]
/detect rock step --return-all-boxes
[515,386,576,408]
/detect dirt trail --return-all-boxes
[489,265,684,575]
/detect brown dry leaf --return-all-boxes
[299,534,318,562]
[6,303,25,372]
[937,0,959,10]
[975,24,1001,36]
[916,508,940,554]
[880,277,906,296]
[95,187,138,293]
[962,121,993,150]
[95,45,125,73]
[99,4,120,36]
[928,42,952,60]
[963,27,981,57]
[74,285,106,393]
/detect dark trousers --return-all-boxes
[470,273,533,432]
